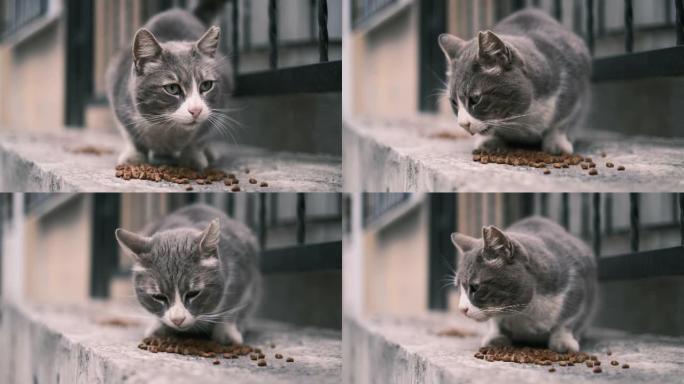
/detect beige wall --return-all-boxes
[0,20,66,133]
[23,196,92,303]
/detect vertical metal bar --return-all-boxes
[296,193,306,244]
[679,193,684,245]
[630,193,639,252]
[573,0,582,35]
[592,193,601,257]
[597,0,606,36]
[258,193,267,248]
[243,0,251,50]
[605,193,613,235]
[676,0,684,45]
[268,0,278,69]
[562,193,570,230]
[540,194,549,217]
[429,194,456,310]
[232,0,240,72]
[581,194,590,239]
[625,0,634,52]
[318,0,329,62]
[226,194,235,217]
[586,0,595,54]
[554,0,563,22]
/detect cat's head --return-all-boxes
[115,218,225,331]
[450,225,534,322]
[438,31,532,136]
[131,26,230,129]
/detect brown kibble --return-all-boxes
[473,155,482,162]
[231,186,241,192]
[544,169,551,175]
[589,169,598,176]
[606,162,614,168]
[260,182,268,187]
[611,360,619,366]
[622,364,630,369]
[607,351,612,356]
[549,368,556,372]
[250,354,258,361]
[245,169,250,174]
[586,361,594,368]
[258,353,265,359]
[270,343,276,348]
[258,360,267,367]
[590,356,598,361]
[213,360,220,365]
[601,152,607,158]
[249,178,257,184]
[186,186,194,191]
[286,357,294,363]
[553,163,562,169]
[138,343,147,350]
[593,367,602,373]
[275,353,283,359]
[224,179,233,186]
[594,361,601,366]
[618,166,625,171]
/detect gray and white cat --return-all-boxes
[107,2,233,170]
[451,216,597,353]
[438,9,591,155]
[115,203,260,345]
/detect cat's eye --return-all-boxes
[185,290,201,301]
[199,80,214,93]
[469,94,481,106]
[151,293,168,303]
[163,83,182,96]
[469,283,479,293]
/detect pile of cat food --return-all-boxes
[138,336,294,367]
[474,346,630,373]
[472,150,626,176]
[115,164,269,191]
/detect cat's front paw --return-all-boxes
[542,132,574,155]
[212,322,244,345]
[180,150,209,171]
[118,146,147,165]
[474,135,508,154]
[144,321,167,338]
[549,329,580,353]
[481,334,512,348]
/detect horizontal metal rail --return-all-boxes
[261,241,342,273]
[599,246,684,281]
[234,60,342,96]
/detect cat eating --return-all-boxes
[115,203,260,345]
[438,9,591,155]
[450,216,597,353]
[107,1,233,170]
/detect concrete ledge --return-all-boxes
[0,132,341,192]
[343,118,684,192]
[343,313,684,384]
[0,301,342,384]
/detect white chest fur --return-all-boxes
[497,288,567,341]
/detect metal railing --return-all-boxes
[0,0,48,40]
[351,0,397,27]
[230,0,341,96]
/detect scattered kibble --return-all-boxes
[186,186,194,191]
[249,178,257,184]
[622,364,630,369]
[286,357,294,363]
[611,361,619,366]
[549,368,556,373]
[606,162,614,168]
[593,367,602,373]
[544,169,551,175]
[589,169,598,176]
[213,360,220,365]
[470,150,629,177]
[618,166,626,171]
[231,186,241,192]
[275,353,283,359]
[114,164,268,191]
[260,182,269,187]
[258,359,267,367]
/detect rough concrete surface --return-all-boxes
[343,313,684,384]
[0,132,341,192]
[343,118,684,192]
[0,301,341,384]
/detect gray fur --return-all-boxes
[116,203,260,343]
[106,6,234,170]
[438,9,591,154]
[451,216,597,352]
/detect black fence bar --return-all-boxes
[540,194,548,217]
[597,0,606,36]
[428,194,456,311]
[554,0,563,21]
[90,194,120,298]
[677,0,684,45]
[679,193,684,245]
[261,241,341,273]
[258,193,267,248]
[592,193,601,257]
[234,61,342,96]
[605,193,613,235]
[562,193,570,229]
[573,0,582,35]
[592,46,684,82]
[599,246,684,281]
[297,193,306,244]
[586,0,595,54]
[630,193,640,252]
[269,0,278,69]
[318,0,329,62]
[232,0,240,72]
[624,0,634,53]
[581,194,590,239]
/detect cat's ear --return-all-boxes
[196,26,221,57]
[133,29,162,74]
[450,233,478,254]
[482,225,513,261]
[477,30,515,69]
[115,228,153,262]
[438,34,465,61]
[199,218,221,257]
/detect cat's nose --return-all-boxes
[171,316,186,326]
[460,306,469,315]
[188,106,203,118]
[459,121,471,130]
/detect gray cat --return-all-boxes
[115,203,260,345]
[451,216,597,353]
[438,9,591,155]
[106,2,233,170]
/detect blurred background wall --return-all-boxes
[343,193,684,336]
[0,193,343,329]
[346,0,684,138]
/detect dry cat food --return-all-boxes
[437,328,477,338]
[115,164,270,191]
[96,317,140,327]
[69,145,115,156]
[472,149,627,176]
[137,336,294,367]
[474,346,630,374]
